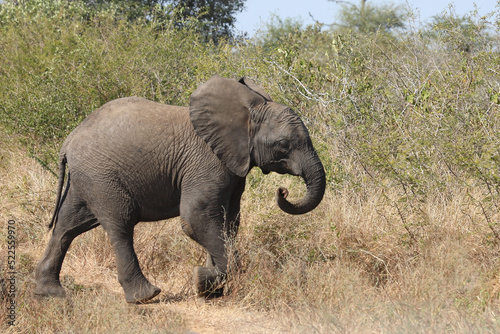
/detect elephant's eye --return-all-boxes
[274,140,290,156]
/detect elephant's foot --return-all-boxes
[193,266,225,299]
[124,282,161,304]
[34,281,66,298]
[34,260,67,298]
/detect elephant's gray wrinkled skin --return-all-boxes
[34,75,326,303]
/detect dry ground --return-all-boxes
[1,130,499,333]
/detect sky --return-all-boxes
[234,0,499,35]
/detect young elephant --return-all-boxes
[34,75,326,303]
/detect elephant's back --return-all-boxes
[63,97,190,153]
[60,96,197,181]
[73,97,188,133]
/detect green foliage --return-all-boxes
[83,0,161,21]
[331,0,407,34]
[0,0,90,23]
[427,5,494,53]
[0,0,499,242]
[0,0,236,144]
[0,0,246,42]
[254,15,303,49]
[166,0,246,43]
[1,2,500,325]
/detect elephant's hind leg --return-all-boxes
[101,223,161,303]
[35,193,98,298]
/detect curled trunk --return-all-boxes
[276,152,326,215]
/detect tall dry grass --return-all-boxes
[1,128,499,333]
[0,1,499,332]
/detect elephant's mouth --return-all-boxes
[260,167,271,175]
[260,161,297,176]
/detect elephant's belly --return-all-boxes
[135,187,182,222]
[138,204,180,222]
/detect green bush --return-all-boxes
[1,0,499,241]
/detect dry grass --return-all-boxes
[1,130,499,333]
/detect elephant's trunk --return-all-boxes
[276,152,326,215]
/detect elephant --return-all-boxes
[34,75,326,303]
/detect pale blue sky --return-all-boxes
[235,0,499,34]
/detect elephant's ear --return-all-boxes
[189,75,266,177]
[238,77,273,101]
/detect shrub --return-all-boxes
[0,2,499,331]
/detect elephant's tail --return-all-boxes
[48,154,67,230]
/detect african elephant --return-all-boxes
[34,75,326,303]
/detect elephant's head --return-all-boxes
[189,75,325,214]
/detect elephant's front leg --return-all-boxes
[193,253,225,298]
[181,216,228,298]
[191,218,232,298]
[193,261,225,298]
[181,177,245,298]
[180,209,229,297]
[194,201,241,298]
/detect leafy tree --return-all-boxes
[93,0,246,42]
[330,0,406,34]
[427,10,491,53]
[84,0,160,21]
[83,1,246,43]
[166,0,245,43]
[254,15,303,49]
[2,0,245,43]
